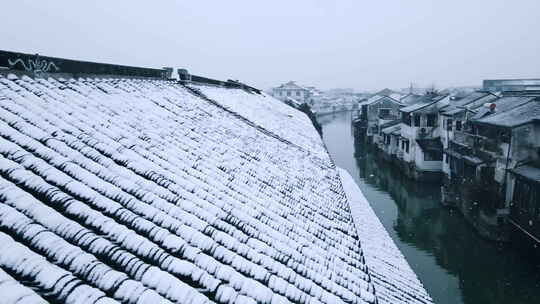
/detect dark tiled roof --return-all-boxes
[470,96,534,121]
[0,73,431,304]
[476,100,540,128]
[441,92,499,116]
[399,95,447,113]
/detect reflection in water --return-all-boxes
[319,111,540,304]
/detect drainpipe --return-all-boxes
[502,129,512,208]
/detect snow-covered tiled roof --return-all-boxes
[441,92,499,117]
[360,95,402,107]
[0,71,431,304]
[381,124,401,135]
[399,96,437,113]
[338,169,432,304]
[470,96,534,121]
[476,99,540,128]
[399,94,423,106]
[188,84,328,159]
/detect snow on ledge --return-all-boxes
[337,168,433,304]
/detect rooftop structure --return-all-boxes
[483,79,540,92]
[0,50,432,304]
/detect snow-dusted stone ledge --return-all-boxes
[337,168,433,304]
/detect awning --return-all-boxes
[510,165,540,184]
[444,148,486,165]
[416,138,442,152]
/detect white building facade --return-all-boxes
[271,81,314,105]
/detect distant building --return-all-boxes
[396,94,450,181]
[442,94,540,242]
[483,79,540,92]
[353,88,404,144]
[271,81,314,105]
[358,95,403,142]
[326,88,355,96]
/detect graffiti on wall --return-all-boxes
[8,55,60,73]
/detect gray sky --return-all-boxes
[2,0,539,91]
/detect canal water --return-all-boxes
[318,111,540,304]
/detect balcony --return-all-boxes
[452,131,503,155]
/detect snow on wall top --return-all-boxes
[0,73,381,304]
[338,169,433,304]
[189,84,329,160]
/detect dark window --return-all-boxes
[424,150,442,161]
[287,91,291,96]
[464,162,476,178]
[379,108,390,117]
[500,130,511,143]
[403,140,410,153]
[446,119,453,131]
[444,153,449,164]
[427,114,437,127]
[402,112,411,126]
[513,179,534,215]
[296,91,301,96]
[456,120,462,131]
[414,115,421,127]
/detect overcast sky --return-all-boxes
[2,0,539,91]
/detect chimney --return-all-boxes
[177,69,191,82]
[162,67,174,79]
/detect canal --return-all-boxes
[318,111,540,304]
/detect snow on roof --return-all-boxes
[360,95,401,107]
[381,124,401,135]
[399,94,423,106]
[399,95,447,113]
[477,99,540,128]
[0,73,431,304]
[388,93,403,101]
[189,84,327,159]
[441,92,499,116]
[374,88,397,97]
[338,169,432,304]
[445,92,494,109]
[470,96,535,121]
